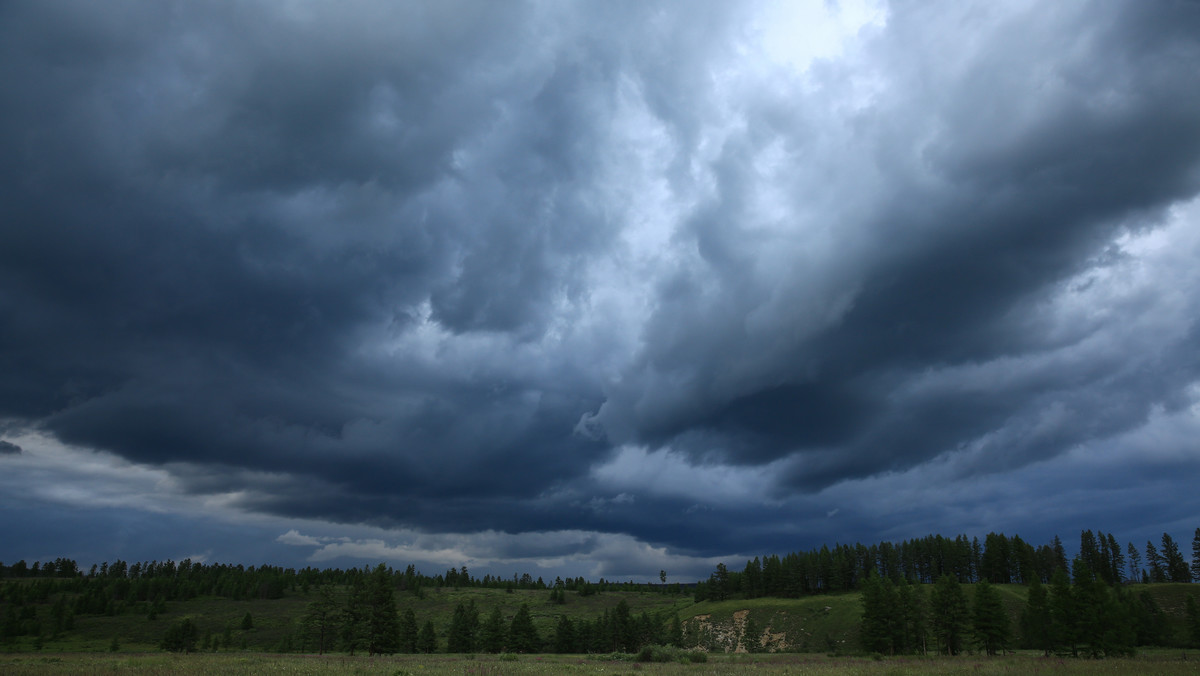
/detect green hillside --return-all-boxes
[4,577,1198,655]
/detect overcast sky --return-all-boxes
[2,0,1199,581]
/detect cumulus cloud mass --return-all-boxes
[2,0,1199,578]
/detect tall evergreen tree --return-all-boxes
[668,614,683,647]
[507,603,540,653]
[1047,568,1077,657]
[1106,534,1124,585]
[1051,536,1069,574]
[446,601,479,653]
[1145,541,1166,583]
[1126,543,1142,583]
[416,620,438,653]
[930,574,969,656]
[860,571,898,654]
[1192,529,1200,583]
[1020,577,1052,656]
[972,579,1009,656]
[302,585,339,654]
[897,580,927,655]
[1160,533,1191,583]
[1072,560,1135,658]
[553,615,576,653]
[341,577,369,655]
[365,563,400,655]
[480,606,506,653]
[398,608,418,654]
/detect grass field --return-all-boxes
[4,581,1195,656]
[2,650,1199,675]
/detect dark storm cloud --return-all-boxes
[2,0,1200,569]
[593,0,1200,491]
[0,440,21,455]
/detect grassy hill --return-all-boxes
[2,584,698,653]
[4,580,1197,655]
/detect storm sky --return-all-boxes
[2,0,1199,580]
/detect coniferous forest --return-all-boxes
[1,528,1198,657]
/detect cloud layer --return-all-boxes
[2,0,1199,575]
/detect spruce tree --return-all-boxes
[1019,577,1052,655]
[398,608,418,653]
[930,574,969,655]
[341,576,369,655]
[446,601,479,653]
[1160,533,1191,583]
[508,603,539,653]
[668,614,683,647]
[972,579,1009,656]
[897,580,927,655]
[859,571,898,654]
[553,615,576,653]
[365,563,400,655]
[480,606,506,653]
[1192,529,1200,583]
[1126,543,1142,583]
[1145,541,1166,583]
[302,585,339,654]
[1047,568,1077,657]
[417,620,438,653]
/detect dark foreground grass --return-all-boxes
[1,651,1198,675]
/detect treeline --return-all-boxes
[861,560,1200,658]
[288,564,683,656]
[0,557,667,598]
[0,555,669,631]
[0,556,681,648]
[696,528,1199,601]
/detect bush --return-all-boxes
[161,618,199,653]
[634,645,707,663]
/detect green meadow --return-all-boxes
[2,650,1199,675]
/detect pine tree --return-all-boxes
[508,603,539,653]
[972,579,1009,656]
[897,580,927,655]
[303,585,339,654]
[1192,529,1200,583]
[446,601,479,653]
[1072,559,1135,658]
[341,576,369,655]
[1160,533,1191,583]
[930,574,969,656]
[480,606,506,653]
[365,563,400,655]
[417,620,438,653]
[1145,541,1166,583]
[668,614,683,648]
[1047,568,1077,657]
[398,608,418,653]
[1106,534,1124,585]
[1020,577,1052,656]
[1127,543,1142,583]
[1051,536,1069,574]
[860,571,898,654]
[553,615,576,653]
